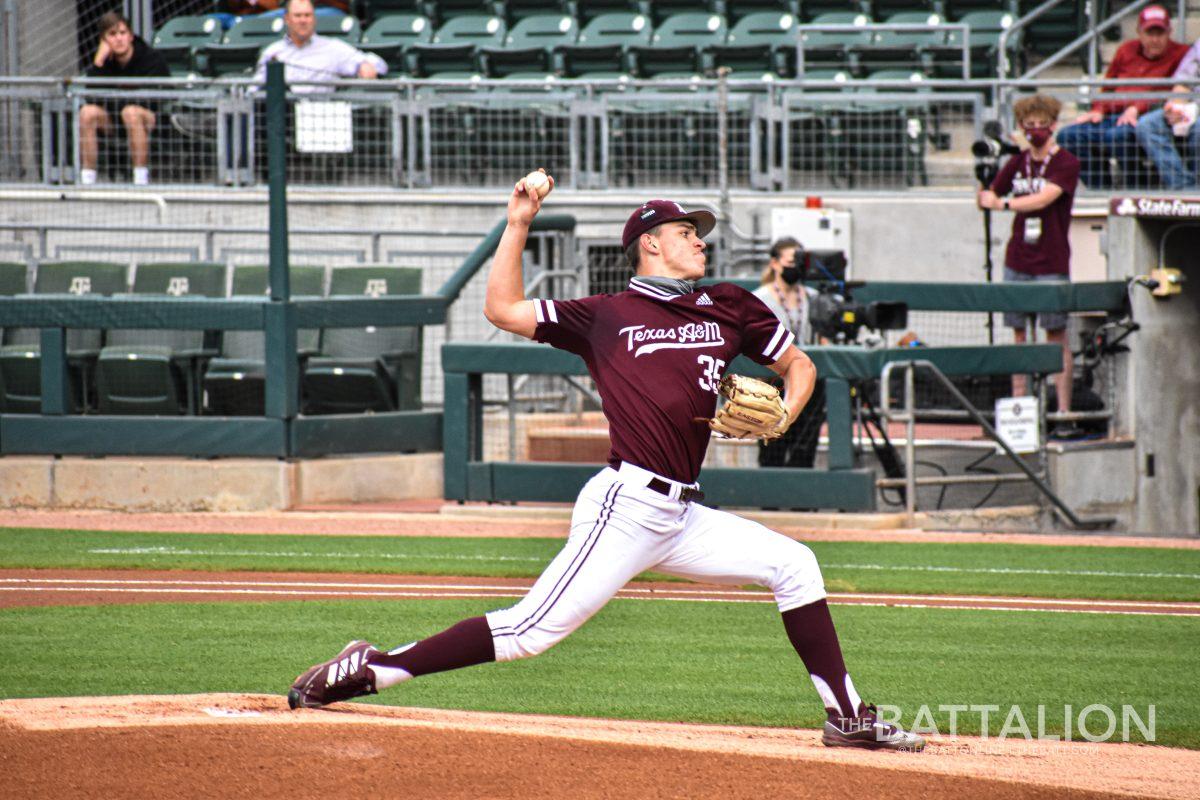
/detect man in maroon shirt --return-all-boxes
[978,94,1082,439]
[1055,5,1188,189]
[285,176,925,752]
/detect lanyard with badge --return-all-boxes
[1022,150,1052,245]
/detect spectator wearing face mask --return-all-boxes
[753,237,826,470]
[977,94,1083,440]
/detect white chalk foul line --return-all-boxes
[3,578,1199,615]
[6,578,1200,610]
[821,562,1200,580]
[86,547,546,563]
[82,547,1200,581]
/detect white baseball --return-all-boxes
[523,170,551,200]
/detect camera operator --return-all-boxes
[753,237,826,469]
[976,94,1082,440]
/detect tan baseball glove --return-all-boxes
[708,374,790,440]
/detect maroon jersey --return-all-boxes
[991,148,1080,277]
[532,279,795,484]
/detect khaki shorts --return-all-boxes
[1003,266,1068,331]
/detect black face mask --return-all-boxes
[780,265,804,285]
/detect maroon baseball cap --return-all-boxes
[1138,4,1169,30]
[621,200,717,250]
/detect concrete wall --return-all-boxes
[1106,216,1200,535]
[0,453,443,511]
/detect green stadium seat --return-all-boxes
[802,1,871,20]
[0,262,30,411]
[202,265,326,416]
[204,14,286,77]
[1017,0,1083,58]
[96,261,227,415]
[830,75,929,188]
[360,14,434,70]
[556,12,651,76]
[860,68,930,87]
[0,261,129,414]
[152,15,224,76]
[479,13,579,76]
[571,0,644,24]
[796,11,872,74]
[721,0,799,23]
[568,70,634,90]
[938,9,1017,78]
[498,71,564,87]
[432,0,493,24]
[316,12,362,42]
[405,14,507,76]
[946,0,1017,17]
[628,12,727,77]
[0,262,28,296]
[869,0,943,18]
[302,265,423,415]
[708,11,798,77]
[852,11,944,75]
[502,0,569,23]
[360,0,426,25]
[647,0,717,25]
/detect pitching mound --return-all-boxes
[1,694,1194,799]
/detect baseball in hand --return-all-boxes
[523,170,551,200]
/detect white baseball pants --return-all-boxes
[487,462,828,662]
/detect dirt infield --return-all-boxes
[2,694,1196,800]
[3,508,1197,798]
[3,568,1199,616]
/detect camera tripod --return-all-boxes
[975,160,998,345]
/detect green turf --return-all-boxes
[2,528,1198,601]
[0,598,1194,747]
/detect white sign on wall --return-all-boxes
[995,397,1040,454]
[295,101,353,153]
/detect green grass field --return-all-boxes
[2,528,1198,601]
[1,526,1198,748]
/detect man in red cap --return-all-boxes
[284,178,927,753]
[1055,4,1188,189]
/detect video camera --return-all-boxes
[810,284,908,343]
[971,120,1021,187]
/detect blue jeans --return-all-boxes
[1135,107,1200,190]
[1055,115,1139,189]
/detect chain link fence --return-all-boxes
[6,76,1192,192]
[0,75,1002,190]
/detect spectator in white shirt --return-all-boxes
[253,0,385,91]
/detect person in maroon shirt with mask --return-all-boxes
[978,94,1083,440]
[285,173,926,753]
[1055,4,1188,189]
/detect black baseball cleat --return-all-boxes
[288,640,380,710]
[821,704,926,752]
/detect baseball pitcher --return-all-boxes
[287,171,924,751]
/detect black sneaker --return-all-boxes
[288,640,379,709]
[822,704,926,752]
[1050,422,1086,441]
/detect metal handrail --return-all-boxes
[796,22,971,81]
[879,359,1115,530]
[997,0,1065,81]
[1022,0,1156,80]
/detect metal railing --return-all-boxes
[879,359,1116,529]
[795,22,972,81]
[1,75,1194,193]
[1,75,993,191]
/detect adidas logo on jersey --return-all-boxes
[695,293,714,306]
